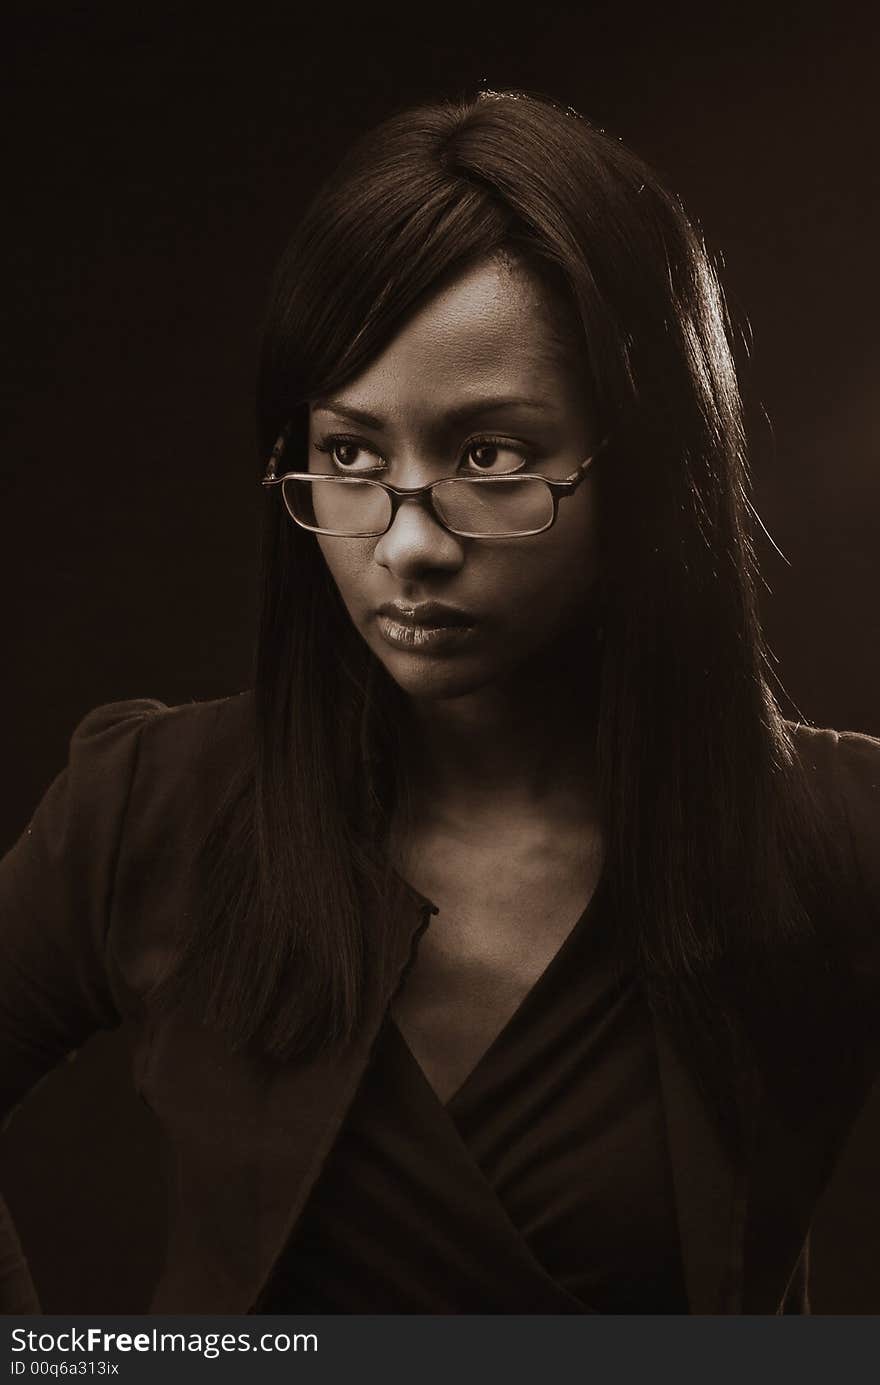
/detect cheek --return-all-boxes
[491,503,596,614]
[552,494,598,589]
[316,539,366,611]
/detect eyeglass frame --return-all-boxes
[261,424,607,540]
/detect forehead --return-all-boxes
[319,256,582,419]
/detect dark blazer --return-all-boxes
[1,694,878,1315]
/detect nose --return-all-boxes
[373,494,465,580]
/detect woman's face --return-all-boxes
[309,254,600,703]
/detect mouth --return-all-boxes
[374,601,477,653]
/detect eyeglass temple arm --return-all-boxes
[555,437,608,487]
[262,424,294,485]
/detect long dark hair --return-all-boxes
[156,91,860,1155]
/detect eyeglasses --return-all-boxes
[261,426,607,539]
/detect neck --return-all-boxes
[397,639,601,830]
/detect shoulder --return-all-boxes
[69,690,253,790]
[0,693,256,1029]
[69,690,255,842]
[787,719,880,782]
[14,691,257,894]
[8,691,254,875]
[786,719,880,821]
[786,718,880,915]
[70,692,255,1004]
[71,689,253,760]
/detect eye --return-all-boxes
[461,440,530,476]
[313,436,385,474]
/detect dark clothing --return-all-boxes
[0,693,878,1314]
[259,881,688,1313]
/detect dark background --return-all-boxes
[1,1,878,1312]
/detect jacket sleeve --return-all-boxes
[0,698,165,1312]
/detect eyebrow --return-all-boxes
[311,395,551,429]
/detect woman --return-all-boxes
[1,90,878,1315]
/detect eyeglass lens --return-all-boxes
[281,475,555,537]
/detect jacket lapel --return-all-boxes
[650,1007,751,1314]
[739,1046,874,1314]
[652,1003,880,1315]
[250,883,438,1311]
[255,902,760,1317]
[149,892,756,1314]
[147,880,436,1314]
[152,880,852,1316]
[251,911,755,1316]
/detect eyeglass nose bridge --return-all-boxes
[376,477,462,537]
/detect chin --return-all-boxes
[374,637,537,703]
[372,645,512,704]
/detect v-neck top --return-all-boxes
[256,878,689,1313]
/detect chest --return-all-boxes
[390,822,603,1102]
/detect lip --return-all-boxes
[374,601,478,654]
[376,601,476,627]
